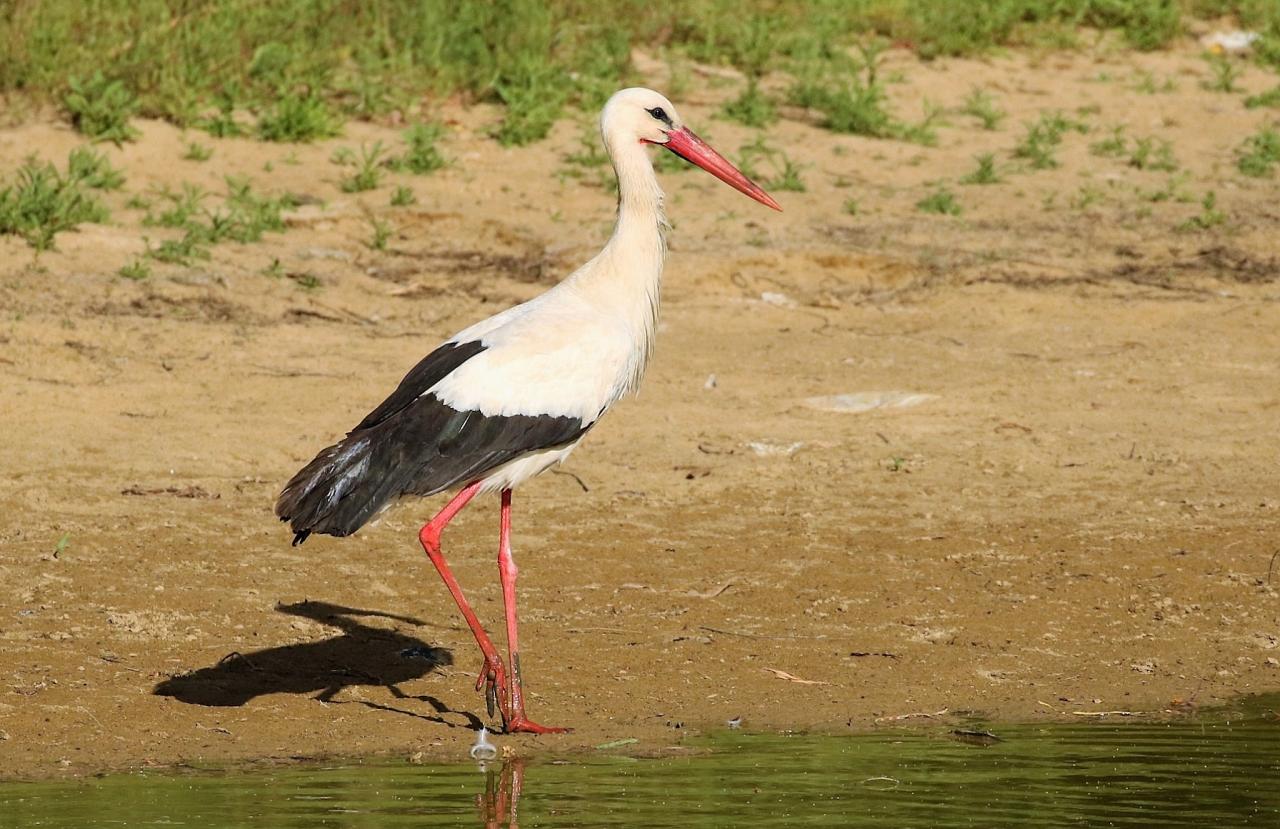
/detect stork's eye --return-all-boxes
[647,106,669,123]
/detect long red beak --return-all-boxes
[660,127,782,211]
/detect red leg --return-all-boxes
[419,482,508,722]
[497,489,570,734]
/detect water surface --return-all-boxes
[3,696,1278,827]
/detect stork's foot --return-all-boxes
[502,717,572,735]
[474,658,508,720]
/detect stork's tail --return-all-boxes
[275,433,406,545]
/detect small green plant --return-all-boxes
[117,258,151,280]
[337,141,387,193]
[738,136,806,192]
[960,88,1005,131]
[1090,126,1128,158]
[1177,191,1226,231]
[1142,173,1194,203]
[1071,184,1105,210]
[183,142,213,162]
[1128,137,1178,171]
[219,176,297,242]
[1201,52,1242,93]
[390,185,416,206]
[64,71,139,145]
[1237,126,1280,177]
[257,92,340,142]
[198,96,244,138]
[1013,110,1088,170]
[1245,86,1280,109]
[146,229,211,265]
[564,125,609,168]
[960,153,1002,184]
[262,258,284,279]
[0,157,109,251]
[144,183,208,229]
[392,122,446,174]
[1133,71,1176,94]
[292,272,322,290]
[67,146,124,190]
[722,78,777,128]
[367,214,393,250]
[916,186,962,216]
[842,197,859,215]
[493,70,564,147]
[789,38,932,144]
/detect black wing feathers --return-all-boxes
[275,340,588,543]
[354,340,485,431]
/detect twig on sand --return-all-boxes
[1071,710,1140,717]
[688,581,734,599]
[764,668,831,685]
[874,707,949,723]
[551,469,590,492]
[1267,549,1278,585]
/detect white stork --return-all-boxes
[277,87,780,734]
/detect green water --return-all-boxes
[3,698,1279,827]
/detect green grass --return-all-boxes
[146,230,211,265]
[961,153,1003,184]
[1127,137,1178,171]
[1245,86,1280,109]
[1201,52,1243,93]
[64,71,139,145]
[183,141,213,162]
[959,88,1005,131]
[391,122,447,174]
[1236,125,1280,177]
[494,66,565,147]
[1070,184,1105,210]
[0,155,110,251]
[390,185,416,206]
[917,185,962,215]
[138,176,297,265]
[143,183,207,229]
[1090,125,1129,158]
[1177,190,1226,231]
[1132,70,1177,94]
[1142,172,1195,202]
[257,92,340,142]
[367,214,393,251]
[197,96,245,138]
[563,125,609,168]
[789,38,939,144]
[737,137,806,192]
[67,146,125,190]
[722,79,777,128]
[1013,110,1089,170]
[0,2,1254,146]
[335,141,388,193]
[117,258,151,280]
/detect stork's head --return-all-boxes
[601,87,781,211]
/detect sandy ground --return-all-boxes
[2,44,1279,780]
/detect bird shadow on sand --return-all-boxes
[152,600,484,730]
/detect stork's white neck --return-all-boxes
[565,136,668,395]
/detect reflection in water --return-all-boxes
[478,758,525,829]
[2,695,1279,828]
